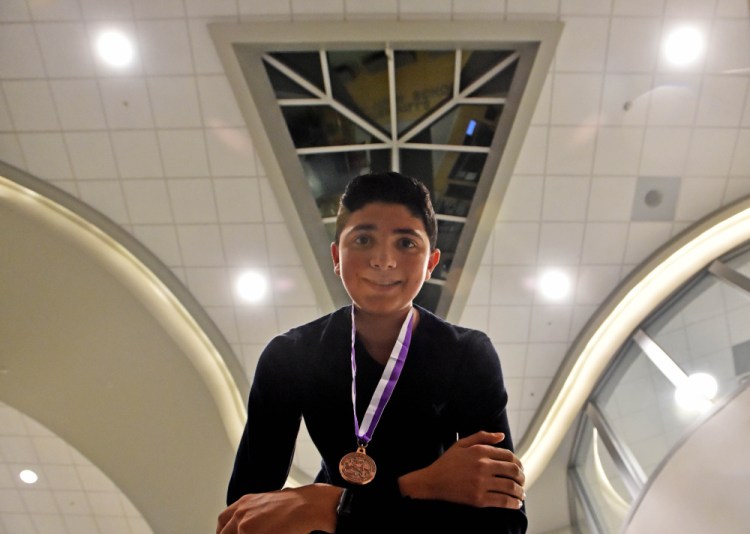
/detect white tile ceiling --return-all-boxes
[1,0,750,532]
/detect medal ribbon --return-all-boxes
[350,305,414,445]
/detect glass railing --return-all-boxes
[569,243,750,532]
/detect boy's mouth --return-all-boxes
[364,278,401,287]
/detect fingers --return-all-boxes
[456,430,505,448]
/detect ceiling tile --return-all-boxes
[600,74,652,125]
[498,175,543,221]
[111,131,163,178]
[185,267,234,306]
[197,76,245,128]
[716,0,749,17]
[1,436,36,463]
[546,126,596,175]
[495,343,527,378]
[50,80,107,130]
[538,222,585,265]
[520,376,553,410]
[675,177,725,221]
[62,514,100,533]
[465,264,491,305]
[623,221,673,264]
[492,222,539,265]
[550,73,603,125]
[647,75,700,126]
[696,76,748,127]
[507,0,558,16]
[0,24,45,77]
[530,74,552,125]
[529,305,573,343]
[185,0,238,17]
[0,133,26,170]
[22,490,59,514]
[639,127,691,176]
[272,267,317,305]
[0,92,13,130]
[542,175,590,221]
[459,304,489,331]
[398,0,451,18]
[26,0,81,20]
[575,265,621,304]
[685,128,736,176]
[488,306,531,343]
[570,303,600,338]
[221,224,269,266]
[122,180,174,224]
[77,180,130,224]
[64,132,118,179]
[343,0,398,18]
[593,126,644,176]
[0,1,30,21]
[524,342,567,377]
[491,265,536,305]
[0,405,26,434]
[606,17,661,73]
[87,491,124,516]
[17,133,73,180]
[560,0,612,14]
[131,225,182,265]
[157,129,210,177]
[205,306,240,344]
[188,18,226,74]
[730,130,750,176]
[176,224,225,266]
[126,515,153,534]
[167,178,219,223]
[147,77,203,128]
[266,223,303,266]
[99,78,154,130]
[706,20,750,74]
[43,465,81,491]
[0,489,26,513]
[3,80,60,131]
[213,177,264,223]
[235,305,280,345]
[137,20,194,75]
[205,127,257,176]
[35,22,96,78]
[581,222,628,264]
[724,177,750,203]
[132,0,185,19]
[553,17,609,72]
[78,0,133,19]
[513,126,547,175]
[665,0,717,18]
[239,0,292,19]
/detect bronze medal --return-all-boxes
[339,445,377,485]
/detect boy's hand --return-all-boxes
[217,483,341,534]
[398,431,525,509]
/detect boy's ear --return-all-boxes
[331,242,341,275]
[425,249,441,280]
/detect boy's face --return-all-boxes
[331,202,440,318]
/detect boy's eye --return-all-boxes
[353,235,370,245]
[399,238,417,248]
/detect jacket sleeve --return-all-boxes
[226,335,303,505]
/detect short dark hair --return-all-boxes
[334,171,438,249]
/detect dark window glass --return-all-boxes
[460,50,515,92]
[434,220,463,280]
[267,52,324,92]
[281,106,377,148]
[415,282,442,311]
[300,150,391,218]
[408,104,502,147]
[394,50,454,135]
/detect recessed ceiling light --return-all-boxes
[663,26,705,67]
[674,372,718,413]
[538,269,572,301]
[95,29,135,68]
[236,271,268,303]
[19,469,38,484]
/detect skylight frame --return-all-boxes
[209,20,563,319]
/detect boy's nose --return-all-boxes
[370,247,396,269]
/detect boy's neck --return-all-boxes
[354,306,418,366]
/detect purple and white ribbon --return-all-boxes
[350,305,415,445]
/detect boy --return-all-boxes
[218,172,527,533]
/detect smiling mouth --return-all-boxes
[365,278,401,287]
